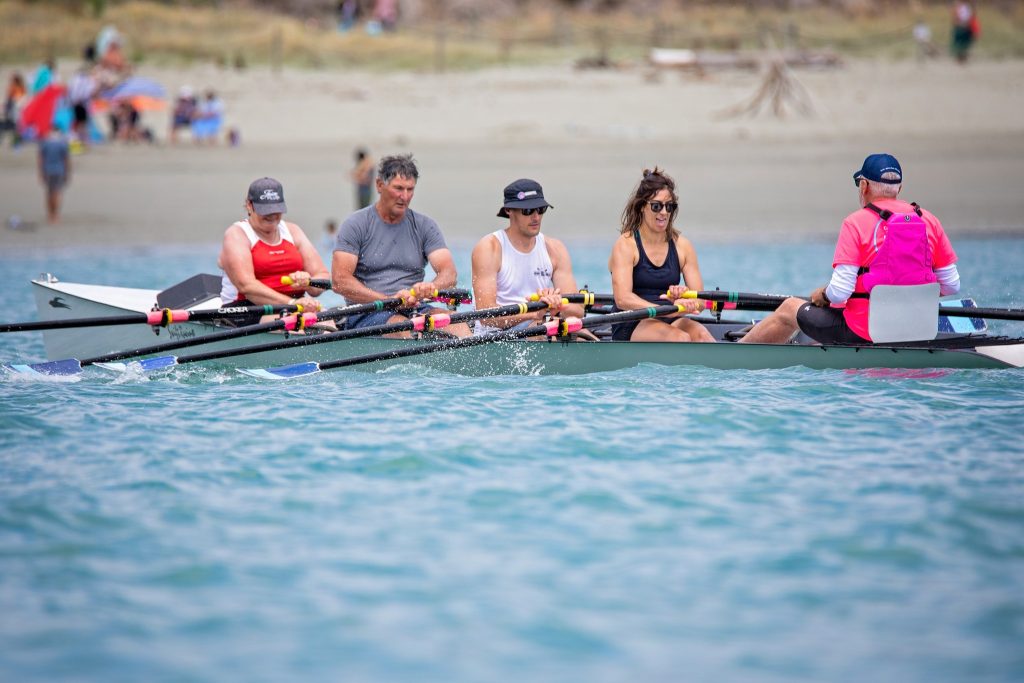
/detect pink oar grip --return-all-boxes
[429,314,451,329]
[410,315,427,332]
[282,314,300,331]
[146,309,189,325]
[561,317,583,333]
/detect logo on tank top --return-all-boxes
[534,267,551,278]
[268,249,285,255]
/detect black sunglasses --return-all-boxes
[519,206,548,216]
[647,201,678,213]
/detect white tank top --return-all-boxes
[492,229,553,305]
[474,229,554,335]
[219,220,295,303]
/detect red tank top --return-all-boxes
[234,221,304,301]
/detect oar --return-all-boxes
[239,304,688,379]
[96,294,602,374]
[280,275,332,290]
[684,290,1024,321]
[2,288,470,377]
[0,302,303,334]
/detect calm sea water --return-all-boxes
[2,237,1023,683]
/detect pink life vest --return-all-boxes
[857,202,937,293]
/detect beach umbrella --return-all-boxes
[97,76,167,111]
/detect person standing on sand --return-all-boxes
[37,126,71,224]
[951,0,978,64]
[608,168,714,343]
[332,153,470,338]
[739,154,960,345]
[470,178,584,336]
[350,147,375,210]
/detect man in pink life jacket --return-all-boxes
[741,153,961,345]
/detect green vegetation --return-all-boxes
[1,1,1022,70]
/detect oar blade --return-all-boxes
[1,359,84,376]
[237,362,322,380]
[94,355,180,373]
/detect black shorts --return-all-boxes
[73,103,89,124]
[795,302,870,345]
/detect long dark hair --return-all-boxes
[619,167,679,243]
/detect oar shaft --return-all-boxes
[168,301,554,366]
[315,304,685,372]
[940,306,1024,322]
[0,304,296,333]
[77,298,414,366]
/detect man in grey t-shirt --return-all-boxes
[332,154,469,337]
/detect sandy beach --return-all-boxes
[2,58,1023,252]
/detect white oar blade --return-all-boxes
[1,359,83,376]
[237,362,321,380]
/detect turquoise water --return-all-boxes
[2,237,1024,682]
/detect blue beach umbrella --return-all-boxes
[98,76,167,102]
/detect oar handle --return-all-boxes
[281,276,332,290]
[277,277,472,305]
[527,291,616,306]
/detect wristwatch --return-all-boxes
[820,288,830,305]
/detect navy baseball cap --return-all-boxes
[497,179,553,218]
[853,154,903,186]
[247,177,288,215]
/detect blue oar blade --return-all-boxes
[237,362,321,380]
[939,298,987,333]
[1,359,83,376]
[94,355,179,373]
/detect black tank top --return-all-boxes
[631,230,680,304]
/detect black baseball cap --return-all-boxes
[497,178,553,218]
[247,177,288,215]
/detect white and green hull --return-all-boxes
[28,276,1024,374]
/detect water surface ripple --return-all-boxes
[1,241,1023,682]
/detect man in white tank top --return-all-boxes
[471,179,584,335]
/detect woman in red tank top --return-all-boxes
[218,177,331,311]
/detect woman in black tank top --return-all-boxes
[608,168,715,343]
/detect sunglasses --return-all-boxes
[647,201,678,214]
[518,206,548,216]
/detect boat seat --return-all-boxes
[156,273,223,310]
[868,283,940,343]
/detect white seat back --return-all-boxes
[868,283,940,343]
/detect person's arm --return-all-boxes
[546,237,584,318]
[286,223,329,297]
[419,247,458,299]
[609,235,652,311]
[666,236,705,313]
[331,250,396,303]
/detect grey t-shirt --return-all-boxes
[334,206,447,300]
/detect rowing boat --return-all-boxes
[15,273,1024,374]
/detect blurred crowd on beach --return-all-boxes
[1,25,235,225]
[1,26,229,152]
